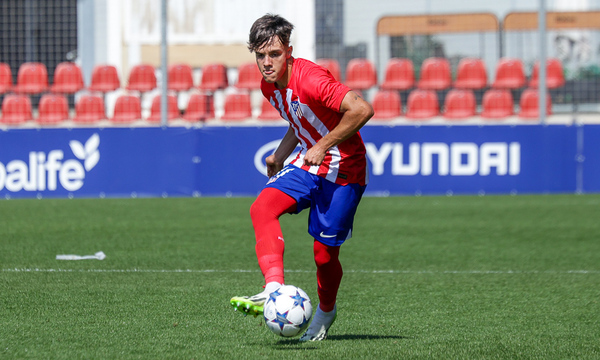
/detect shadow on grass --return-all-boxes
[273,334,410,348]
[327,334,410,341]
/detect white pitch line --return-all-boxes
[1,268,600,274]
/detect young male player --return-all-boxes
[230,14,373,341]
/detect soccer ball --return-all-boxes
[263,285,312,337]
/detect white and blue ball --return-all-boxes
[263,285,312,337]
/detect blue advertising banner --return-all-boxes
[0,124,596,199]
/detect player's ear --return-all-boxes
[286,46,293,59]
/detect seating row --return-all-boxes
[0,61,261,96]
[0,91,282,125]
[1,86,552,125]
[372,88,551,119]
[1,56,565,100]
[326,57,566,92]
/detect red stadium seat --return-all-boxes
[316,58,341,81]
[258,97,282,120]
[111,95,142,123]
[89,64,121,93]
[13,62,48,94]
[235,62,262,90]
[73,94,106,123]
[518,88,552,119]
[481,89,514,119]
[453,58,487,89]
[0,63,13,93]
[0,94,33,124]
[126,64,157,93]
[167,63,194,92]
[147,94,180,122]
[418,57,451,90]
[50,62,84,94]
[183,93,214,121]
[198,63,228,92]
[406,89,439,119]
[492,58,526,89]
[443,89,476,119]
[37,93,69,125]
[380,58,415,91]
[221,93,252,121]
[528,58,565,89]
[371,90,402,119]
[344,58,377,91]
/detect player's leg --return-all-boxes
[300,180,366,341]
[298,240,341,341]
[252,187,297,288]
[313,240,342,313]
[230,187,296,316]
[231,166,314,317]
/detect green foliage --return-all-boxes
[1,195,599,359]
[575,64,600,80]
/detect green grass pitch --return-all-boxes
[1,194,599,359]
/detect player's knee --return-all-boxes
[250,197,271,223]
[313,241,340,267]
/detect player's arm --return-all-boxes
[303,90,374,167]
[266,126,299,177]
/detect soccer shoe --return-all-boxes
[230,293,268,317]
[299,305,337,341]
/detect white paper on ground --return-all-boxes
[56,251,106,260]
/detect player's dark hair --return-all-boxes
[248,14,294,52]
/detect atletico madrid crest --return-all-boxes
[291,101,303,119]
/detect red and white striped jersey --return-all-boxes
[261,58,368,186]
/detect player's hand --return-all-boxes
[266,154,284,177]
[303,145,326,167]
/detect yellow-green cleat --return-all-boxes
[230,294,268,317]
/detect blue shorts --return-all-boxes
[265,165,366,246]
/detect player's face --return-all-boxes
[255,37,292,88]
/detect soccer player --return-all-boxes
[230,14,373,341]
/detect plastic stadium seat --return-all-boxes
[235,62,263,90]
[13,62,48,94]
[418,57,451,90]
[492,58,526,89]
[183,93,214,121]
[528,58,565,89]
[147,94,180,122]
[198,63,228,92]
[221,93,252,121]
[0,94,33,124]
[0,63,13,93]
[518,88,552,119]
[50,62,84,94]
[443,89,476,119]
[315,58,341,81]
[111,95,142,123]
[168,63,194,92]
[406,89,439,119]
[453,58,487,89]
[371,90,402,119]
[481,89,514,119]
[126,64,157,93]
[72,95,106,123]
[89,64,121,93]
[37,93,69,124]
[258,97,282,120]
[380,58,415,91]
[344,58,377,91]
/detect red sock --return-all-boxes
[250,188,297,285]
[313,240,343,312]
